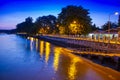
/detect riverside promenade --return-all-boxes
[37,34,120,53]
[33,34,120,71]
[18,33,120,71]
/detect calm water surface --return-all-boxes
[0,34,119,80]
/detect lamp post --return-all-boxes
[108,12,119,43]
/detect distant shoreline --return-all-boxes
[0,29,16,34]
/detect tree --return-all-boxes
[102,21,118,30]
[34,15,57,34]
[16,17,34,34]
[57,5,92,35]
[91,24,99,31]
[118,14,120,27]
[25,17,34,33]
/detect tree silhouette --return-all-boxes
[91,24,99,31]
[16,6,94,35]
[34,15,57,34]
[16,17,34,34]
[118,14,120,27]
[102,21,118,30]
[57,5,92,35]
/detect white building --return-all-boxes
[89,27,120,41]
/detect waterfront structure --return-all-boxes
[89,27,120,42]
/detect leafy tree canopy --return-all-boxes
[34,15,57,34]
[16,17,34,34]
[58,5,92,35]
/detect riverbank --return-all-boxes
[19,34,120,71]
[38,35,120,71]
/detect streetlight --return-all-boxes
[108,12,119,42]
[115,12,119,15]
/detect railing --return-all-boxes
[38,34,120,54]
[41,34,120,45]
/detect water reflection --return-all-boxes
[45,42,51,63]
[40,41,44,57]
[53,47,61,72]
[27,37,116,80]
[68,57,79,80]
[28,37,34,51]
[35,38,38,51]
[27,37,82,79]
[0,35,118,80]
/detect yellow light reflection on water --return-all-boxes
[29,37,34,51]
[68,58,79,80]
[36,38,38,50]
[61,48,83,80]
[53,47,61,72]
[40,41,44,57]
[45,42,50,63]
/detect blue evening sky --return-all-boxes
[0,0,120,29]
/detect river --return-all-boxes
[0,34,120,80]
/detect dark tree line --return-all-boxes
[91,24,99,31]
[101,22,119,31]
[16,15,57,34]
[101,14,120,30]
[16,17,34,34]
[16,5,99,35]
[118,15,120,27]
